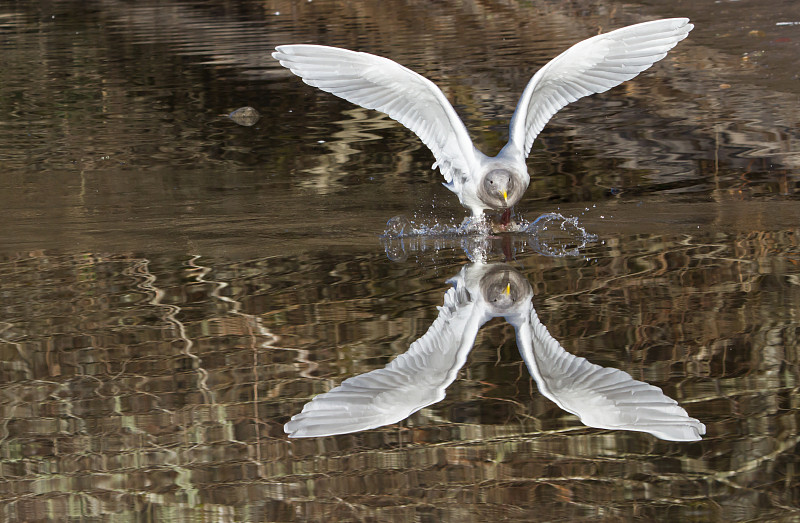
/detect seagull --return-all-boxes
[284,262,706,441]
[272,18,693,220]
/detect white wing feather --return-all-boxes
[507,18,693,158]
[272,45,480,184]
[512,307,705,441]
[285,276,488,438]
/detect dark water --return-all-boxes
[1,0,799,521]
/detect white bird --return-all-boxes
[284,262,706,441]
[272,18,693,219]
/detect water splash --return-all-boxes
[382,215,468,238]
[381,212,599,261]
[523,212,599,258]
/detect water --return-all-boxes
[381,212,600,261]
[1,0,799,521]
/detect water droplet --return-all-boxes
[523,212,598,257]
[383,216,412,238]
[383,239,407,262]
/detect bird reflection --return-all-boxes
[285,262,705,441]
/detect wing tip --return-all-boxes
[625,17,693,39]
[284,416,336,438]
[651,17,692,28]
[667,18,694,40]
[271,44,320,61]
[272,44,296,58]
[272,45,298,63]
[654,421,706,442]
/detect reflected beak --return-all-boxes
[503,283,511,296]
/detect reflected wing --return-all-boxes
[507,18,693,158]
[285,275,489,438]
[511,308,705,441]
[273,45,480,184]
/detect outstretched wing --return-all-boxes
[507,18,693,158]
[285,276,489,438]
[511,307,705,441]
[273,45,480,184]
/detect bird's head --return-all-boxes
[481,169,522,209]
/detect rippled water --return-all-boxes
[1,0,799,521]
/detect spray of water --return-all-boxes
[381,212,599,261]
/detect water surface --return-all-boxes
[0,0,799,521]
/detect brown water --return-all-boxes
[1,0,799,521]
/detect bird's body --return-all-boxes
[273,18,693,218]
[449,151,528,219]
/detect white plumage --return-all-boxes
[285,263,706,441]
[511,304,706,442]
[273,18,693,217]
[284,268,491,438]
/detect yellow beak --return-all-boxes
[504,283,511,295]
[502,190,508,203]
